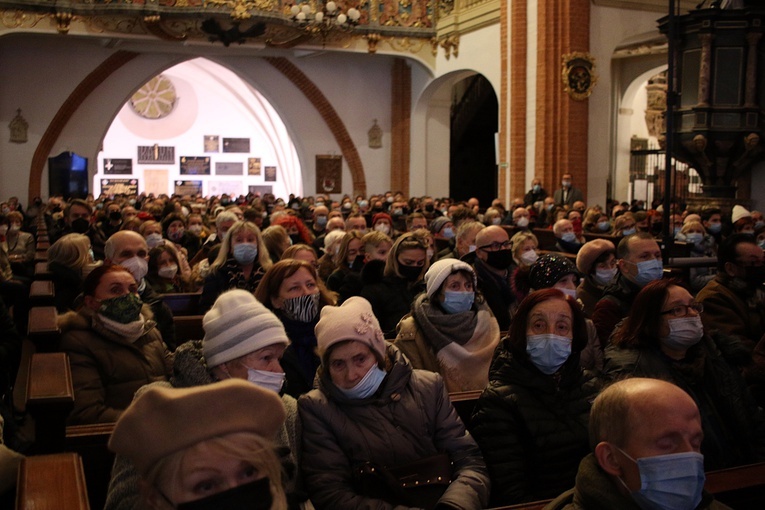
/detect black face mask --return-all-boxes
[743,265,765,287]
[289,234,302,246]
[175,476,273,510]
[351,254,366,272]
[109,211,122,221]
[425,204,435,213]
[485,249,514,270]
[71,217,90,234]
[399,264,423,282]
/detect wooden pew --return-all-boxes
[705,461,765,508]
[531,228,558,251]
[16,452,90,510]
[66,424,116,510]
[28,280,55,306]
[162,292,202,316]
[33,262,53,280]
[449,389,482,429]
[25,352,74,454]
[34,250,48,263]
[174,315,205,344]
[27,306,60,352]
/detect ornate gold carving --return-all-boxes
[1,10,45,29]
[439,34,459,59]
[55,10,73,34]
[365,32,381,53]
[561,51,598,101]
[204,0,276,20]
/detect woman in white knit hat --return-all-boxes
[299,296,490,509]
[394,258,500,392]
[109,379,288,509]
[104,289,307,510]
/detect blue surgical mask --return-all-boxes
[561,232,578,244]
[441,227,455,239]
[684,233,703,245]
[594,267,617,286]
[526,333,572,375]
[337,364,387,399]
[441,291,474,314]
[616,447,705,510]
[633,258,663,286]
[622,227,637,236]
[759,239,765,251]
[597,221,611,232]
[533,184,541,193]
[662,315,704,351]
[673,226,682,237]
[707,222,722,234]
[316,216,328,227]
[233,242,258,264]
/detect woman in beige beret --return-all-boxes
[109,379,288,510]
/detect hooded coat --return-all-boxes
[57,305,169,425]
[298,344,490,509]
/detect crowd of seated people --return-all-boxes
[2,183,765,509]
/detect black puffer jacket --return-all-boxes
[603,335,765,470]
[470,339,601,506]
[360,274,424,338]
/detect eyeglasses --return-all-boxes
[659,302,703,318]
[479,240,512,251]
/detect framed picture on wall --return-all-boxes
[248,158,261,176]
[180,156,211,175]
[138,145,175,164]
[101,178,138,196]
[316,155,342,194]
[103,158,133,175]
[204,135,220,153]
[215,162,243,175]
[223,138,250,153]
[264,166,277,182]
[175,180,203,195]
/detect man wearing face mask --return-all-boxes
[524,178,548,207]
[311,204,330,238]
[592,233,663,346]
[545,378,732,510]
[510,207,533,231]
[103,289,307,510]
[553,173,584,208]
[472,225,517,331]
[105,231,177,351]
[553,219,584,255]
[696,234,765,365]
[50,199,106,259]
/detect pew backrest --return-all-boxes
[16,453,90,510]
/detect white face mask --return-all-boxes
[374,223,391,235]
[245,367,286,394]
[119,256,149,283]
[515,217,530,228]
[520,249,538,266]
[157,264,178,280]
[594,267,618,286]
[145,233,164,249]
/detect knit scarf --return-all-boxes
[97,314,146,343]
[413,294,500,392]
[223,257,264,293]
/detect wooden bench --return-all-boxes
[27,306,60,352]
[449,390,482,429]
[66,423,117,510]
[174,315,205,344]
[28,280,55,306]
[33,261,53,280]
[34,250,48,263]
[25,352,74,454]
[162,292,202,316]
[531,228,558,251]
[16,452,90,510]
[705,461,765,508]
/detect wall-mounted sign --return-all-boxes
[103,158,133,175]
[215,162,244,175]
[174,180,203,196]
[223,137,250,153]
[248,158,261,176]
[138,144,175,164]
[102,178,138,196]
[180,156,211,175]
[204,135,219,153]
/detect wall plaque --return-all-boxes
[204,135,219,153]
[175,180,203,196]
[223,138,250,153]
[101,178,138,196]
[103,158,133,175]
[248,158,261,175]
[180,156,211,175]
[138,144,175,164]
[249,185,273,196]
[215,162,244,175]
[264,166,277,182]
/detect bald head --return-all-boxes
[475,225,508,249]
[104,230,149,264]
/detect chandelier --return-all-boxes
[289,2,361,42]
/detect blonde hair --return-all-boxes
[212,221,272,273]
[510,231,538,260]
[262,225,289,262]
[361,230,392,252]
[48,233,91,271]
[144,432,287,510]
[681,221,706,235]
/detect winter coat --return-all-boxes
[591,273,642,347]
[298,344,490,510]
[138,281,177,352]
[696,275,765,356]
[603,334,765,470]
[360,274,425,338]
[470,339,602,506]
[57,306,170,425]
[543,453,731,510]
[103,340,305,510]
[48,260,84,313]
[575,276,604,319]
[278,311,321,398]
[394,297,500,392]
[199,258,265,312]
[473,258,515,331]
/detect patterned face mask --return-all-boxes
[281,292,320,323]
[98,293,143,324]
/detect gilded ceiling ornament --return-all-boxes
[204,0,276,20]
[561,52,598,101]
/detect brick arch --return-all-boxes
[264,57,366,196]
[28,51,139,204]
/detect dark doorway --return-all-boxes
[450,75,498,205]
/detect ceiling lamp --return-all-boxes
[289,1,361,43]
